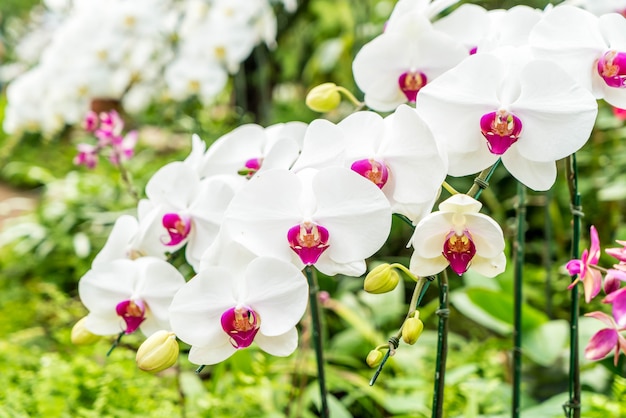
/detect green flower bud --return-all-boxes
[364,263,400,294]
[71,317,101,345]
[402,313,424,345]
[136,330,179,373]
[366,349,384,368]
[305,83,341,112]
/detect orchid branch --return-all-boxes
[304,265,329,418]
[564,154,582,418]
[432,270,449,418]
[513,181,526,418]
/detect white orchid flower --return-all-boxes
[409,194,506,277]
[529,5,626,108]
[79,257,186,336]
[416,46,598,191]
[219,167,391,277]
[292,105,447,223]
[169,256,308,365]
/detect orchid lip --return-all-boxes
[162,213,192,246]
[238,157,264,178]
[221,306,261,349]
[287,221,330,265]
[398,71,427,103]
[597,50,626,88]
[116,299,146,334]
[480,110,523,155]
[442,230,476,276]
[351,158,390,188]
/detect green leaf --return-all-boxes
[522,319,569,366]
[449,290,512,335]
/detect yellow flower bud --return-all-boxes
[364,263,400,294]
[305,83,341,112]
[366,349,384,368]
[136,330,179,373]
[402,313,424,345]
[71,317,101,345]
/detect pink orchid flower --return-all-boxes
[566,225,602,303]
[585,288,626,365]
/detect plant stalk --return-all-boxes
[513,182,526,417]
[304,266,329,418]
[432,270,449,418]
[564,154,582,418]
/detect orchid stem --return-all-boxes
[304,265,329,418]
[564,154,582,418]
[336,86,364,109]
[467,159,501,199]
[106,331,124,357]
[432,270,449,418]
[442,181,459,195]
[513,182,526,418]
[369,276,432,386]
[116,158,139,203]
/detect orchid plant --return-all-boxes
[55,0,626,417]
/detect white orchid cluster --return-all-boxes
[72,0,626,373]
[1,0,295,137]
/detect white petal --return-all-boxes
[529,5,605,92]
[438,194,482,213]
[244,257,309,337]
[260,137,301,171]
[464,213,506,258]
[501,148,557,191]
[339,111,385,155]
[84,313,123,336]
[202,124,266,177]
[433,3,489,50]
[600,13,626,50]
[410,212,451,259]
[222,169,302,262]
[470,252,507,277]
[169,267,237,347]
[255,327,298,357]
[511,59,597,162]
[92,215,138,265]
[188,337,236,365]
[313,167,391,265]
[291,119,346,171]
[135,257,186,320]
[409,251,449,277]
[79,259,137,315]
[315,258,367,277]
[601,85,626,109]
[145,162,200,208]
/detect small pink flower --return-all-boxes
[606,239,626,263]
[584,309,626,366]
[83,111,99,132]
[74,143,99,169]
[566,225,602,303]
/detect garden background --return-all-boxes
[1,0,626,417]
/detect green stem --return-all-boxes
[467,160,501,199]
[432,271,449,418]
[513,182,526,417]
[369,276,432,386]
[106,331,124,357]
[564,155,582,418]
[304,266,329,418]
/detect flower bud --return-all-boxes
[402,313,424,345]
[366,349,384,368]
[364,263,400,294]
[305,83,341,112]
[136,330,179,373]
[71,317,101,345]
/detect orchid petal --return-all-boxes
[313,167,391,266]
[585,328,618,361]
[470,253,507,278]
[605,287,626,328]
[409,251,449,277]
[585,310,616,328]
[511,60,597,163]
[79,259,137,315]
[169,267,237,348]
[135,257,186,321]
[291,119,346,171]
[410,212,452,258]
[92,215,138,265]
[188,337,237,366]
[463,213,506,258]
[243,257,309,337]
[500,149,557,191]
[255,327,299,357]
[145,162,200,209]
[582,269,603,303]
[201,124,266,177]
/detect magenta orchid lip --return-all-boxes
[480,110,523,155]
[221,306,261,349]
[287,221,330,265]
[398,71,427,103]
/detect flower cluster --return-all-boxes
[70,0,626,378]
[74,110,137,169]
[566,226,626,365]
[2,0,296,137]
